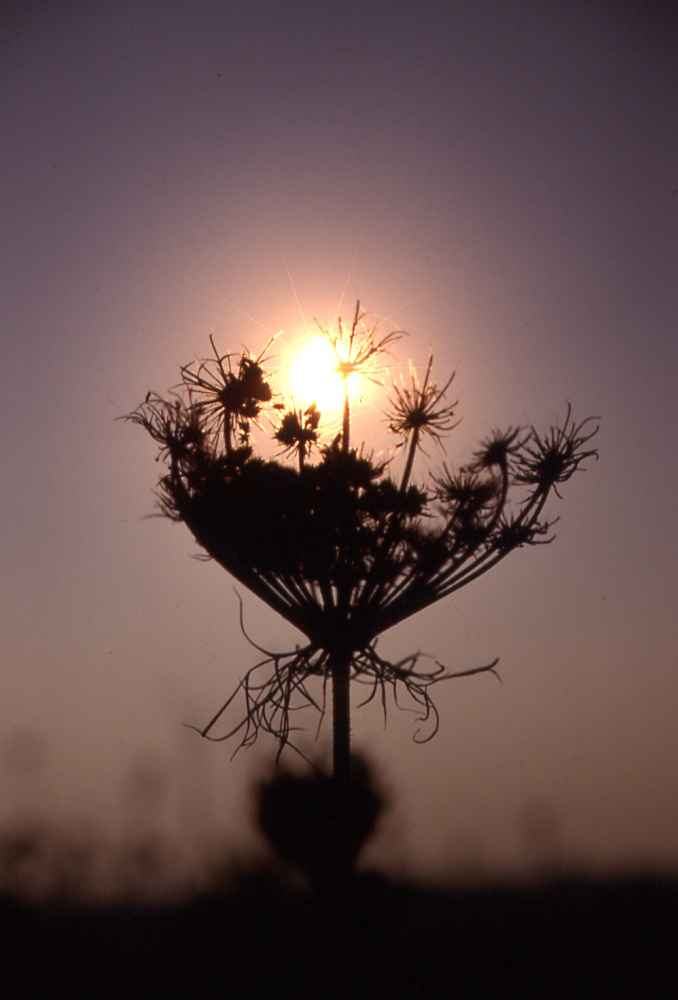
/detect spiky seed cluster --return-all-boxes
[180,335,274,454]
[469,427,524,472]
[386,357,458,440]
[274,404,321,471]
[515,404,599,497]
[127,307,598,756]
[313,301,403,454]
[386,356,459,492]
[323,300,402,385]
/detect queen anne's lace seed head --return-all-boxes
[126,307,598,757]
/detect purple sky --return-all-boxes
[1,1,676,884]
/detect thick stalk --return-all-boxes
[331,647,351,794]
[330,646,352,878]
[399,425,420,492]
[341,378,350,453]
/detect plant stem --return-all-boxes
[399,426,420,492]
[331,647,351,791]
[342,380,350,453]
[331,646,352,877]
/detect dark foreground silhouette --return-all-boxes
[2,868,676,999]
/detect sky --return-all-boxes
[1,0,676,889]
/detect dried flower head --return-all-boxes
[387,356,458,441]
[180,335,274,453]
[322,300,402,384]
[274,404,321,470]
[126,307,599,763]
[386,356,459,491]
[515,404,599,497]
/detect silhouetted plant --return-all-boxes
[127,302,597,877]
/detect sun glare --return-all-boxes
[288,335,360,412]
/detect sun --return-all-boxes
[288,335,360,412]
